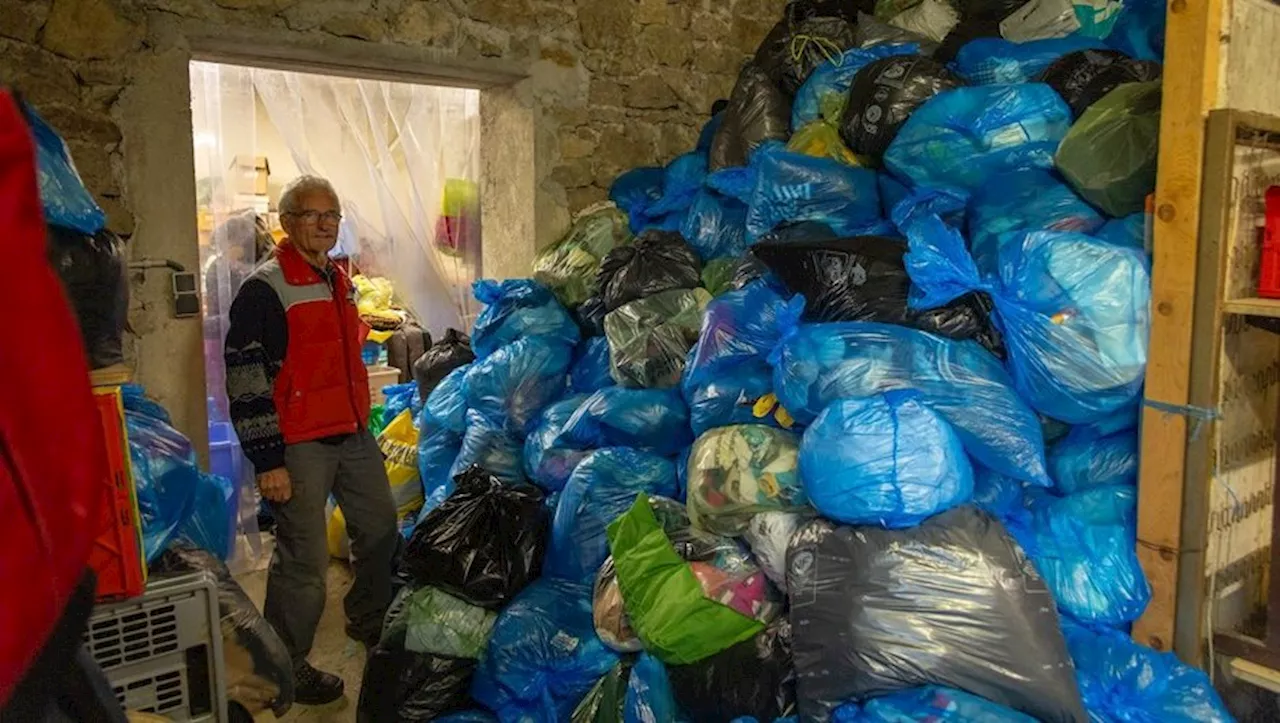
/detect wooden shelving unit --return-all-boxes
[1224,297,1280,318]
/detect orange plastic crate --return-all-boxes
[89,388,147,602]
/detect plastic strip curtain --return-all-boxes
[250,69,480,333]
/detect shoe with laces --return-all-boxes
[292,661,344,706]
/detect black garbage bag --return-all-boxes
[839,54,965,161]
[570,658,635,723]
[755,15,859,96]
[576,295,609,338]
[388,324,432,385]
[934,17,1002,63]
[709,63,791,171]
[413,329,475,400]
[1039,49,1162,118]
[152,546,294,716]
[854,12,940,54]
[356,627,475,723]
[789,0,876,23]
[46,225,128,370]
[955,0,1031,20]
[912,291,1005,358]
[596,230,702,313]
[402,466,549,610]
[667,618,797,723]
[787,507,1087,723]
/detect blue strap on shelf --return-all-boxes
[1142,398,1221,442]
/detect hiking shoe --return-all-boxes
[293,661,344,705]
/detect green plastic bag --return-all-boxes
[534,207,633,307]
[701,257,738,297]
[368,404,386,438]
[686,425,806,536]
[386,586,497,659]
[571,658,633,723]
[1055,81,1161,218]
[606,496,763,665]
[604,288,712,389]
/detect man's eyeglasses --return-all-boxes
[289,210,343,225]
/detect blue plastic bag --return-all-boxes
[1013,485,1150,626]
[624,653,682,723]
[611,167,665,220]
[791,43,920,130]
[571,337,616,394]
[967,169,1104,270]
[681,189,749,262]
[1095,213,1147,251]
[1106,0,1165,62]
[417,415,463,499]
[1062,622,1233,722]
[23,103,107,235]
[464,337,573,435]
[523,395,590,493]
[451,410,526,484]
[799,392,974,528]
[698,113,724,152]
[904,213,1151,424]
[685,359,784,437]
[884,85,1072,194]
[744,142,882,242]
[382,382,418,427]
[771,320,1051,486]
[687,282,800,388]
[1074,0,1125,38]
[556,387,692,456]
[972,467,1026,521]
[954,36,1107,85]
[433,711,498,723]
[471,578,620,722]
[1049,426,1138,494]
[832,686,1039,722]
[647,153,708,219]
[423,364,470,433]
[545,449,678,581]
[470,279,579,360]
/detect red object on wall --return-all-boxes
[1259,185,1280,298]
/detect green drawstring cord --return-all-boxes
[788,33,847,70]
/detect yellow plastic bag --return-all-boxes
[787,121,866,167]
[353,274,405,328]
[378,409,425,521]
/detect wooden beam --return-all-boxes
[1133,0,1225,655]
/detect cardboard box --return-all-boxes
[229,154,270,196]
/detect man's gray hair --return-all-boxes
[279,175,341,216]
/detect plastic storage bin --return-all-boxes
[89,387,147,602]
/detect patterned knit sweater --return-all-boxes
[224,277,290,473]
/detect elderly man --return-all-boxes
[224,175,396,705]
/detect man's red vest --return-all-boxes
[253,242,371,443]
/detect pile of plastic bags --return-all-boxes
[357,1,1238,721]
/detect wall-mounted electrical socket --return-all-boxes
[172,271,200,318]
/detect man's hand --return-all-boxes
[257,467,293,503]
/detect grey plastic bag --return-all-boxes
[604,288,712,389]
[787,506,1087,723]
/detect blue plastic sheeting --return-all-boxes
[24,103,107,235]
[1063,623,1233,722]
[1048,426,1138,495]
[967,169,1104,270]
[423,364,471,433]
[744,142,882,242]
[681,189,749,262]
[570,337,616,394]
[799,392,974,528]
[685,359,784,437]
[624,653,682,723]
[1095,214,1147,250]
[972,467,1026,521]
[122,385,234,561]
[523,395,590,493]
[905,214,1151,424]
[451,410,526,484]
[1012,485,1150,626]
[884,85,1072,194]
[1106,0,1166,62]
[471,578,620,722]
[544,449,679,581]
[417,419,463,499]
[464,337,574,435]
[470,279,579,360]
[953,37,1107,85]
[686,282,800,389]
[832,686,1039,722]
[791,43,921,130]
[556,387,692,456]
[771,320,1051,486]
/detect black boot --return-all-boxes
[292,661,344,706]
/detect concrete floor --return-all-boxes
[237,561,366,723]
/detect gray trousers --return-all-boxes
[264,430,397,664]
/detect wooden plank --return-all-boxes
[1224,298,1280,317]
[89,363,134,388]
[1230,656,1280,695]
[1132,0,1225,655]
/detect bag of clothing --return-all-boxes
[423,363,471,433]
[996,0,1081,42]
[972,467,1028,520]
[571,337,616,394]
[592,556,640,653]
[1040,49,1162,118]
[685,359,789,437]
[418,419,464,499]
[388,585,497,659]
[686,283,798,388]
[387,324,432,385]
[839,54,964,160]
[469,279,579,359]
[744,143,883,242]
[854,12,940,53]
[1049,425,1138,494]
[667,618,797,723]
[1105,0,1164,62]
[884,84,1071,193]
[45,226,128,370]
[576,295,609,338]
[464,336,573,435]
[788,509,1086,723]
[572,659,634,723]
[523,395,590,493]
[358,630,476,722]
[632,153,708,232]
[792,43,921,130]
[967,169,1104,269]
[604,288,711,389]
[884,0,960,43]
[701,257,739,297]
[623,652,681,723]
[755,14,859,95]
[681,190,749,262]
[954,36,1104,85]
[771,320,1051,485]
[471,578,621,722]
[545,449,679,581]
[904,213,1151,424]
[403,466,548,610]
[742,511,804,593]
[413,329,476,401]
[800,392,974,528]
[610,169,665,224]
[709,63,792,171]
[833,686,1039,722]
[377,409,426,524]
[381,382,420,431]
[451,409,528,484]
[786,120,863,166]
[24,102,106,235]
[686,425,805,536]
[1055,80,1161,218]
[534,207,634,308]
[596,230,703,313]
[556,387,692,456]
[750,235,909,323]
